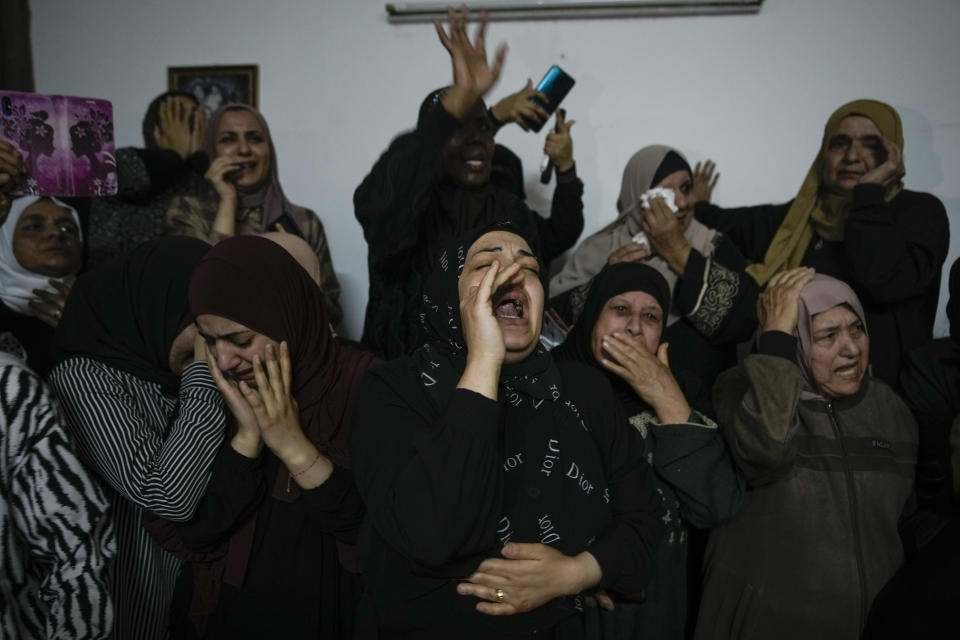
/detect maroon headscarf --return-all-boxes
[205,103,299,234]
[189,234,357,495]
[147,235,373,631]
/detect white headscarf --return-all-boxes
[0,196,81,316]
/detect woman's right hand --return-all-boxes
[757,267,816,334]
[435,7,507,119]
[205,342,262,458]
[607,242,651,265]
[600,334,691,424]
[461,260,524,364]
[204,155,241,202]
[153,97,194,160]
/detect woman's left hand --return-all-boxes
[29,279,72,328]
[600,333,691,424]
[641,197,690,273]
[240,342,306,457]
[457,543,602,615]
[858,136,905,188]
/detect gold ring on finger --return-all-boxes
[495,588,505,603]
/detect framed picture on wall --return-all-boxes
[167,64,259,116]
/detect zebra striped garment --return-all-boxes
[49,358,226,640]
[0,351,115,639]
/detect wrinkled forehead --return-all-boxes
[810,302,862,329]
[466,230,533,261]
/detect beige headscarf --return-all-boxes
[550,145,718,325]
[745,99,904,285]
[261,231,321,286]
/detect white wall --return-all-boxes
[31,0,960,339]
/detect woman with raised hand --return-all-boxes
[165,103,343,330]
[550,146,757,415]
[696,269,917,639]
[553,262,743,639]
[161,234,377,638]
[352,221,663,639]
[695,100,949,389]
[49,236,225,640]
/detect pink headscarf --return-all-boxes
[795,274,869,395]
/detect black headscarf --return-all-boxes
[554,262,671,370]
[142,90,199,149]
[54,236,210,394]
[650,150,692,188]
[380,221,618,630]
[416,220,551,389]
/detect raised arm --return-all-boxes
[713,267,815,486]
[535,110,584,262]
[50,357,225,521]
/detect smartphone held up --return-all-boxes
[528,65,575,133]
[0,90,117,197]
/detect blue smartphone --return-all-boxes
[529,65,575,133]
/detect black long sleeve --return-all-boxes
[174,444,267,552]
[844,185,949,306]
[353,381,503,571]
[534,166,584,265]
[354,107,459,267]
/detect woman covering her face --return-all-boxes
[696,100,949,389]
[549,146,759,415]
[696,269,918,639]
[554,262,744,639]
[85,90,213,270]
[164,103,344,330]
[0,196,82,376]
[156,235,377,638]
[352,221,663,639]
[49,236,226,640]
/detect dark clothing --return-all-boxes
[161,237,377,637]
[353,358,663,639]
[54,236,211,395]
[354,105,584,358]
[695,185,949,389]
[862,338,960,637]
[169,445,364,639]
[554,262,745,638]
[83,148,210,270]
[0,301,53,377]
[696,334,917,640]
[551,235,759,418]
[900,337,960,515]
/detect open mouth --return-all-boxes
[834,363,859,379]
[493,288,527,322]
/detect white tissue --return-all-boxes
[640,187,679,214]
[632,231,649,247]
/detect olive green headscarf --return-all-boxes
[745,99,904,285]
